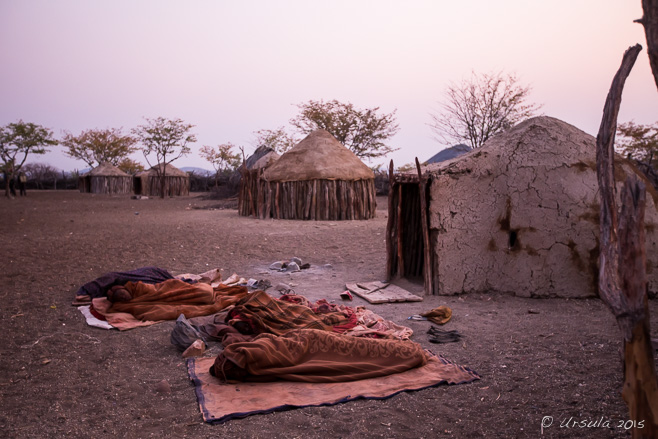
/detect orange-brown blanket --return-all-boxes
[212,328,429,383]
[190,353,480,424]
[92,279,248,330]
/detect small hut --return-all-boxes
[387,116,658,298]
[238,146,280,217]
[133,163,190,197]
[79,162,132,194]
[244,129,376,220]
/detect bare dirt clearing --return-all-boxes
[1,191,656,438]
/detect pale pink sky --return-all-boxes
[1,1,656,171]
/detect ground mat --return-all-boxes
[187,354,480,424]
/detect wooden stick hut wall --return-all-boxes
[78,162,133,194]
[238,146,280,217]
[133,163,190,197]
[241,130,377,220]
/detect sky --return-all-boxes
[1,0,656,172]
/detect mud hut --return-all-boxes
[246,129,376,220]
[387,116,658,298]
[238,146,280,217]
[78,162,132,194]
[133,163,189,197]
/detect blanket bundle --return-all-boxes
[211,328,429,383]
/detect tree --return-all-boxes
[289,99,399,160]
[117,157,144,175]
[199,143,242,187]
[22,162,59,189]
[0,121,57,198]
[429,71,542,149]
[61,128,137,168]
[132,117,196,198]
[252,127,297,154]
[616,121,658,168]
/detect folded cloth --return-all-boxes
[211,328,430,383]
[427,326,462,344]
[420,306,452,325]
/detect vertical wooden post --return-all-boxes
[416,158,434,295]
[386,160,396,280]
[596,43,658,438]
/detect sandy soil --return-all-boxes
[1,190,656,438]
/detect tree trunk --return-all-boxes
[638,0,658,90]
[596,43,658,438]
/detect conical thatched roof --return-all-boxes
[263,129,374,182]
[86,162,130,177]
[137,163,188,177]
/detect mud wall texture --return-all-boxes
[427,116,658,298]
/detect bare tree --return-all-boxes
[61,128,137,168]
[132,117,196,198]
[429,71,542,149]
[290,99,399,161]
[23,163,59,189]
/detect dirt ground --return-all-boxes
[1,190,657,439]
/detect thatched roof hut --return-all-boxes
[386,116,658,298]
[238,146,280,216]
[79,162,132,194]
[134,163,189,197]
[242,129,376,220]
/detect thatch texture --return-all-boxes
[263,130,374,182]
[79,162,132,194]
[241,130,376,220]
[134,163,189,197]
[387,116,658,298]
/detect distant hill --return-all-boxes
[425,144,472,164]
[180,167,213,176]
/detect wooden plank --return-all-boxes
[416,157,434,295]
[345,281,423,304]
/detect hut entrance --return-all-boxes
[386,167,435,295]
[392,182,424,279]
[133,176,142,195]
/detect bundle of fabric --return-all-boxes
[226,290,358,335]
[92,279,249,330]
[211,328,429,383]
[74,266,176,300]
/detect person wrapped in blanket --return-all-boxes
[209,290,429,383]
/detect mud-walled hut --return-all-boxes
[238,146,280,217]
[387,116,658,298]
[79,162,132,194]
[246,129,376,220]
[133,163,190,197]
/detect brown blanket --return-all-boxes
[98,279,248,325]
[212,328,429,382]
[226,290,357,335]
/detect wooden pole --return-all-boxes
[636,0,658,90]
[386,160,395,280]
[416,158,434,295]
[396,178,405,278]
[596,43,658,438]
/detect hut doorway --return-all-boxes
[133,176,142,195]
[387,176,432,288]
